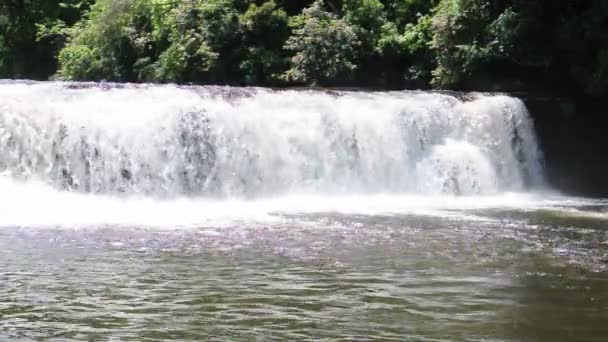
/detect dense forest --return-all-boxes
[1,0,607,97]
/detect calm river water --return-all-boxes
[1,196,607,341]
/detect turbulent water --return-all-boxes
[0,81,607,341]
[0,81,543,198]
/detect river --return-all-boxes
[0,81,606,341]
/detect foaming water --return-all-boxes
[0,176,579,229]
[0,81,543,200]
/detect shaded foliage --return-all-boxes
[0,0,91,78]
[431,0,519,87]
[0,0,606,96]
[239,0,290,84]
[284,0,359,85]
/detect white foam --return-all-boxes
[0,82,544,198]
[0,176,575,229]
[0,81,556,228]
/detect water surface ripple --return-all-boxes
[1,205,607,341]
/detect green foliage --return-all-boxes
[150,0,240,82]
[56,0,153,80]
[284,0,360,84]
[56,45,101,80]
[343,0,385,30]
[343,0,385,63]
[0,0,90,78]
[55,0,290,84]
[486,7,519,55]
[430,0,519,87]
[386,0,437,28]
[401,14,434,82]
[1,0,607,98]
[239,1,290,84]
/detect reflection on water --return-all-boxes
[1,205,607,341]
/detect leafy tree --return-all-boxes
[284,0,360,85]
[149,0,241,82]
[0,0,606,98]
[342,0,385,84]
[344,0,385,32]
[0,0,90,79]
[56,0,155,81]
[430,0,519,87]
[239,1,290,85]
[56,0,241,82]
[385,0,437,29]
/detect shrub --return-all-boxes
[284,0,360,85]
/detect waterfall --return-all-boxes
[0,81,544,198]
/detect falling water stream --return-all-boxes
[0,81,606,341]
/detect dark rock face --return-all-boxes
[524,95,608,197]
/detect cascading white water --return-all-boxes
[0,81,544,199]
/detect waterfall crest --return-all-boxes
[0,82,544,198]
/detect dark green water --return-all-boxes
[1,203,607,341]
